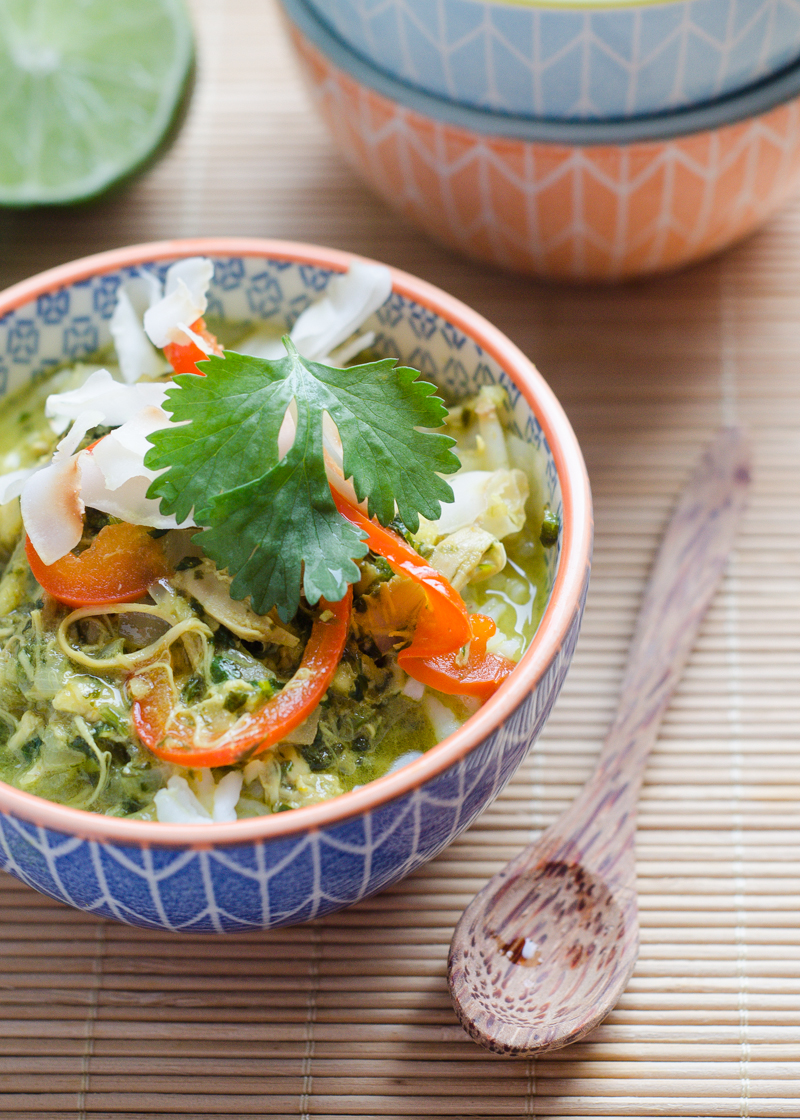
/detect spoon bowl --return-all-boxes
[451,841,636,1053]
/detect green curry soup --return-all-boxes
[0,350,552,822]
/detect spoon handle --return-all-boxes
[447,429,750,1057]
[552,427,751,866]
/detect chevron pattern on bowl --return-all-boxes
[289,20,800,279]
[304,0,800,120]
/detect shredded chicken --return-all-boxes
[171,559,299,646]
[429,526,506,591]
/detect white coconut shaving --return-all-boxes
[211,770,245,820]
[46,369,169,433]
[20,412,103,565]
[174,319,214,355]
[143,279,203,349]
[110,288,167,385]
[12,396,191,564]
[79,406,188,530]
[0,468,38,505]
[143,258,214,349]
[238,261,391,364]
[127,269,163,311]
[291,260,392,360]
[153,771,243,824]
[164,257,215,308]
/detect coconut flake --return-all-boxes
[0,467,38,504]
[386,749,424,773]
[143,279,202,348]
[18,398,188,563]
[402,677,426,701]
[78,455,180,530]
[175,319,213,356]
[46,369,169,434]
[78,406,190,529]
[423,694,464,742]
[129,269,163,312]
[164,257,214,308]
[140,258,214,351]
[20,411,103,565]
[288,261,391,361]
[109,289,167,384]
[154,776,213,824]
[88,405,172,492]
[212,771,244,822]
[234,263,390,364]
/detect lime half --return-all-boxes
[0,0,194,206]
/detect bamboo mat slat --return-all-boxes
[2,0,800,1115]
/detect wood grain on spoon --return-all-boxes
[448,427,751,1056]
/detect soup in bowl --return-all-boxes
[0,238,591,931]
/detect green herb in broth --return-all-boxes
[0,337,553,821]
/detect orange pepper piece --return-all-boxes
[25,522,171,608]
[163,317,223,375]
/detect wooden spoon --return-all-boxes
[448,427,750,1056]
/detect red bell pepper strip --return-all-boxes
[332,492,471,661]
[25,523,171,608]
[130,589,352,768]
[163,317,223,376]
[401,612,516,702]
[333,494,514,698]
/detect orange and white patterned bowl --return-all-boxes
[281,0,800,281]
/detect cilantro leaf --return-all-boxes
[145,339,458,620]
[144,349,293,524]
[198,458,367,622]
[305,354,458,528]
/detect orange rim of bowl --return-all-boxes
[0,237,592,847]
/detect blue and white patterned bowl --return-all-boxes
[301,0,800,121]
[0,239,592,932]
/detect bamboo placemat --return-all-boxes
[1,0,800,1116]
